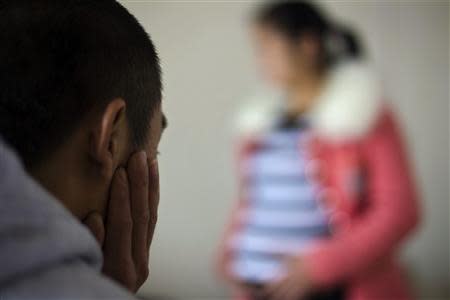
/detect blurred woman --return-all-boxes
[217,1,420,300]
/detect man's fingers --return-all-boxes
[147,159,159,250]
[101,152,159,293]
[83,211,105,246]
[128,151,150,284]
[104,168,133,266]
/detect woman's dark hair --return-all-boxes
[255,1,362,65]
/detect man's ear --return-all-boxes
[89,98,128,177]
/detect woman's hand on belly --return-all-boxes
[265,255,311,300]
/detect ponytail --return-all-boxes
[340,27,361,57]
[326,25,363,61]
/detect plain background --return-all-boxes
[119,1,449,299]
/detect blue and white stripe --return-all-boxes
[231,126,330,283]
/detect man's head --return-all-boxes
[0,0,164,218]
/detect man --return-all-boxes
[0,0,165,298]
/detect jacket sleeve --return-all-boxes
[303,110,421,288]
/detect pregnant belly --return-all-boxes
[229,227,326,284]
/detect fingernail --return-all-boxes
[138,151,147,164]
[149,158,157,167]
[150,159,158,175]
[117,167,127,181]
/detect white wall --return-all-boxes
[119,1,449,299]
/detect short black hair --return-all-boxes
[0,0,162,168]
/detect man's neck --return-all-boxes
[29,148,107,220]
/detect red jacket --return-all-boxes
[217,62,420,300]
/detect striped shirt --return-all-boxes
[230,118,330,283]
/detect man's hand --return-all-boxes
[84,151,160,293]
[264,256,312,300]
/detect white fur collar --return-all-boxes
[234,60,383,141]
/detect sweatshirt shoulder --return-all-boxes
[2,261,137,300]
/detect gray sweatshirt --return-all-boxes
[0,139,137,300]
